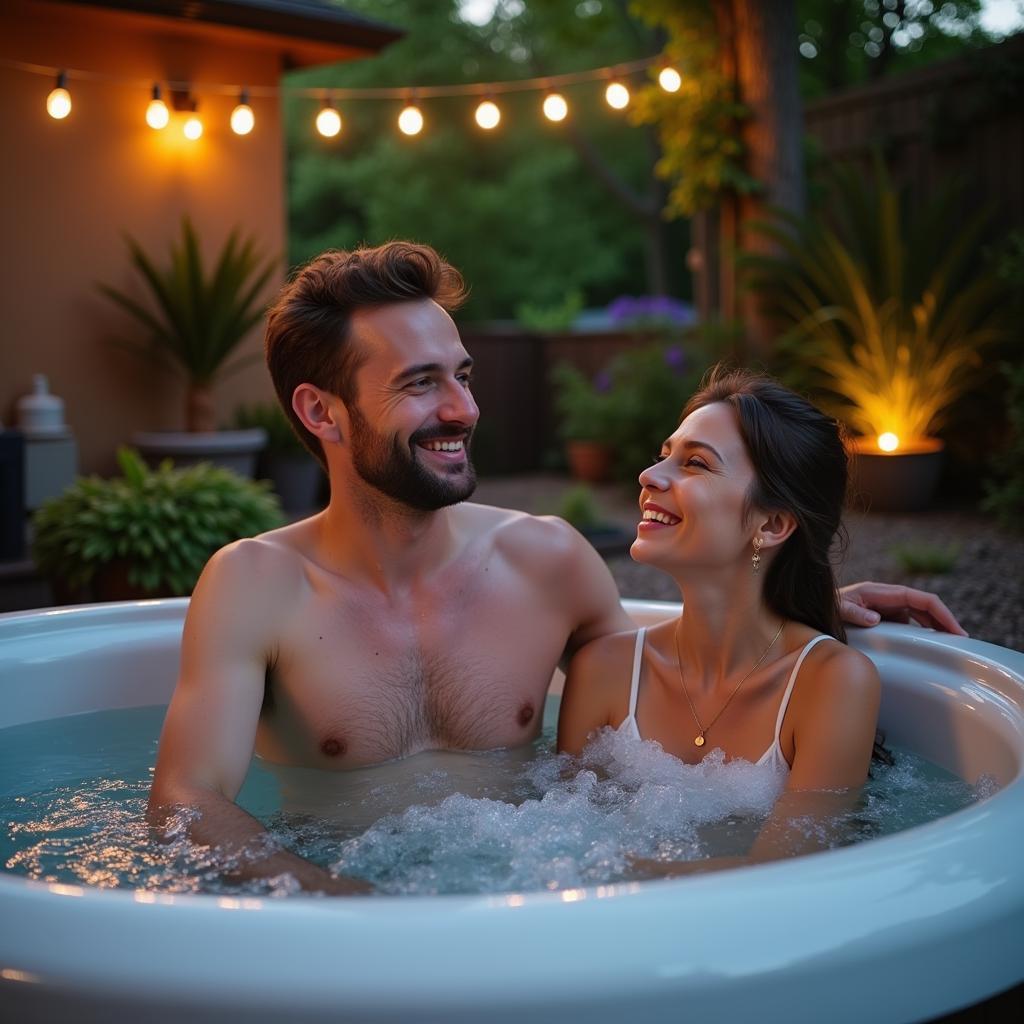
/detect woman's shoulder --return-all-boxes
[792,632,881,712]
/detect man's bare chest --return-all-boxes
[255,591,568,769]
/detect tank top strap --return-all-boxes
[771,633,832,745]
[627,627,647,720]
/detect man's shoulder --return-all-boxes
[198,525,309,602]
[461,503,588,566]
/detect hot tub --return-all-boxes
[0,598,1022,1024]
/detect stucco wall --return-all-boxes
[0,0,291,474]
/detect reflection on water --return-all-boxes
[0,704,993,897]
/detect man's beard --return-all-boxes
[347,404,477,511]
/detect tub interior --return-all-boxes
[1,599,1022,788]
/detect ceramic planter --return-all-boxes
[131,429,267,478]
[848,437,945,514]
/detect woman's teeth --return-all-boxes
[642,509,680,525]
[422,440,464,452]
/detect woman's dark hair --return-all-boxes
[264,241,468,468]
[682,365,849,642]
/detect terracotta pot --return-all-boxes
[848,437,945,514]
[566,440,614,483]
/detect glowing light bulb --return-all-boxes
[47,73,71,120]
[145,85,169,130]
[316,104,342,138]
[542,93,568,122]
[183,115,203,140]
[474,100,501,130]
[605,81,630,110]
[877,432,900,452]
[658,67,682,93]
[398,104,423,136]
[230,102,254,136]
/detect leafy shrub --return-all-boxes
[550,362,620,442]
[889,541,960,575]
[32,448,284,595]
[556,485,603,531]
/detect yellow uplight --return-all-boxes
[877,432,900,452]
[230,103,255,136]
[183,115,203,140]
[398,104,424,136]
[658,67,682,93]
[47,86,72,120]
[542,92,568,122]
[605,81,630,110]
[475,100,501,130]
[316,105,342,138]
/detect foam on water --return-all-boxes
[0,707,992,897]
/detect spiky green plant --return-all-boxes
[32,448,283,596]
[742,160,1010,444]
[99,217,277,431]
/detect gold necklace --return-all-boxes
[674,619,787,748]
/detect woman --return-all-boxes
[557,368,882,871]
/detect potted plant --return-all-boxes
[555,484,633,556]
[99,216,278,476]
[743,160,1011,513]
[550,362,618,482]
[232,402,324,514]
[32,447,283,603]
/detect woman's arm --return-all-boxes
[557,632,634,756]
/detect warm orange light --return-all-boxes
[658,67,682,93]
[316,103,342,138]
[474,99,501,130]
[230,91,254,135]
[47,73,71,120]
[542,92,568,122]
[605,81,630,109]
[145,85,169,130]
[877,432,900,452]
[183,115,203,140]
[398,104,423,136]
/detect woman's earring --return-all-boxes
[751,536,763,574]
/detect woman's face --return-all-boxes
[632,401,760,574]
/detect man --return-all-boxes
[148,242,964,894]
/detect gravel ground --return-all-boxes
[474,475,1023,652]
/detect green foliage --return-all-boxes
[284,0,656,317]
[982,362,1024,530]
[550,362,619,441]
[32,448,284,596]
[889,541,960,575]
[515,290,584,332]
[232,402,305,456]
[602,337,707,478]
[630,0,756,217]
[556,484,603,531]
[796,0,996,99]
[742,159,1011,440]
[99,217,277,386]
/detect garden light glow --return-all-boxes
[316,101,342,138]
[230,91,254,135]
[658,67,682,92]
[542,92,568,122]
[398,104,423,135]
[877,433,900,452]
[605,81,630,109]
[474,99,501,130]
[183,113,203,140]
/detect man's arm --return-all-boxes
[147,541,368,895]
[839,581,967,635]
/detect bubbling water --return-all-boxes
[0,707,993,897]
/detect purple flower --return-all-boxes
[663,345,687,374]
[593,370,613,393]
[606,295,696,327]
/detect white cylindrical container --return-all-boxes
[16,375,67,438]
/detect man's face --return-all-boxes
[344,300,479,511]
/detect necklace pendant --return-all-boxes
[694,735,706,748]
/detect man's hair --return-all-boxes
[264,241,468,467]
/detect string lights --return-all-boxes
[15,54,681,140]
[46,71,71,120]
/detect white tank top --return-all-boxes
[620,627,832,774]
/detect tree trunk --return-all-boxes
[718,0,806,359]
[186,384,218,433]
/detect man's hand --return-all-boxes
[839,581,967,636]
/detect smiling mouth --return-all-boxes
[640,505,681,526]
[419,439,465,453]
